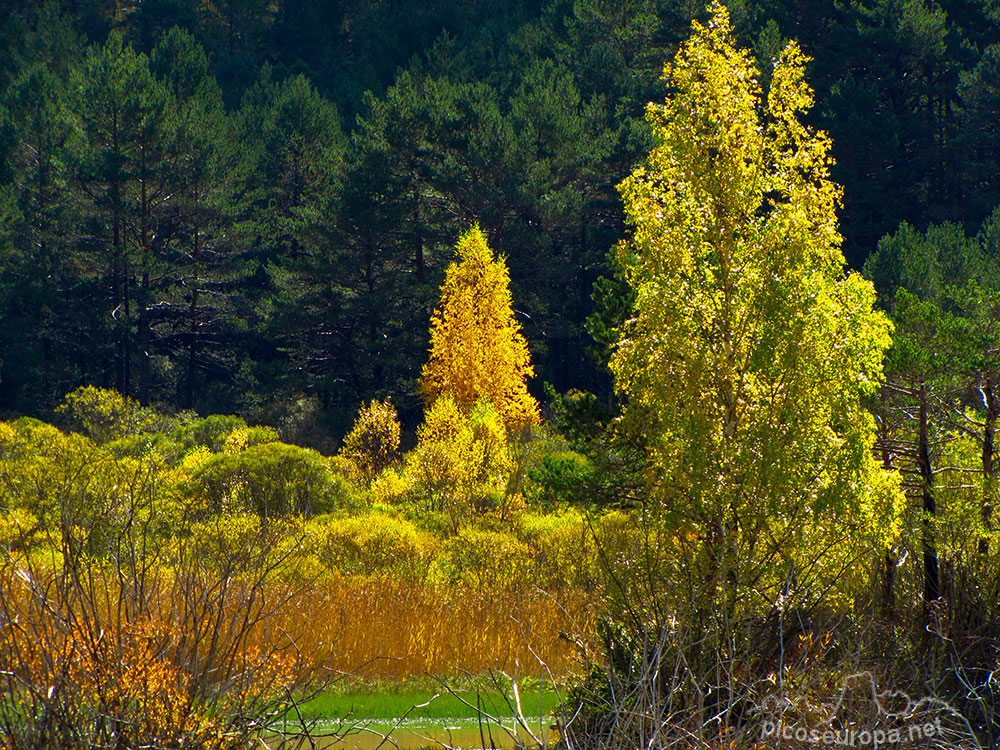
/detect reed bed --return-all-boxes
[277,578,596,680]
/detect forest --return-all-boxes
[2,0,1000,749]
[0,0,997,437]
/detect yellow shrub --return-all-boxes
[405,397,514,527]
[56,385,156,443]
[0,562,304,749]
[187,514,264,556]
[370,467,411,505]
[418,393,466,444]
[311,511,438,580]
[0,507,39,551]
[222,424,280,453]
[0,418,167,557]
[339,398,401,484]
[520,510,595,590]
[0,421,15,444]
[442,527,534,592]
[180,442,346,516]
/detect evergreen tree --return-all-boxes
[73,31,179,400]
[149,27,238,410]
[865,210,1000,609]
[231,70,348,415]
[808,0,995,259]
[958,44,1000,218]
[0,62,83,409]
[316,126,434,421]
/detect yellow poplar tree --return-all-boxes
[420,224,540,428]
[610,4,900,604]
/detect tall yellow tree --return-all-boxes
[420,225,540,429]
[610,4,900,609]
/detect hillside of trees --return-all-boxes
[1,0,999,443]
[5,2,1000,749]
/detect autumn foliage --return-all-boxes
[0,517,314,750]
[339,398,401,484]
[611,2,899,570]
[419,225,540,429]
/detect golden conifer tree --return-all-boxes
[419,225,540,428]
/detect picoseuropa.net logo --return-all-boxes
[754,672,979,748]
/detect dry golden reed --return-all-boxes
[275,577,596,680]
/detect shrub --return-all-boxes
[0,507,39,551]
[105,431,181,460]
[222,425,281,453]
[339,398,401,484]
[525,450,593,507]
[56,386,157,443]
[173,414,249,452]
[520,510,595,590]
[441,527,534,592]
[182,442,346,516]
[0,418,148,557]
[0,507,317,749]
[405,397,513,529]
[311,511,437,580]
[370,468,411,505]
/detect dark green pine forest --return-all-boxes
[1,0,999,445]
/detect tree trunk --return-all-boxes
[138,152,150,404]
[413,191,425,282]
[918,381,939,604]
[185,225,201,410]
[878,387,897,618]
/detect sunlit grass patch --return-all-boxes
[294,681,561,722]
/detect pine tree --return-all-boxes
[74,32,179,401]
[149,27,237,410]
[419,224,540,429]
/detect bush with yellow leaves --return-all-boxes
[519,510,596,591]
[440,526,534,592]
[309,510,438,580]
[56,385,158,443]
[0,417,173,557]
[179,440,348,516]
[338,398,401,485]
[404,396,513,531]
[0,457,322,750]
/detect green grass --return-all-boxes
[294,681,561,722]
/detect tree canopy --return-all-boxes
[609,2,900,593]
[419,225,540,429]
[0,0,998,442]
